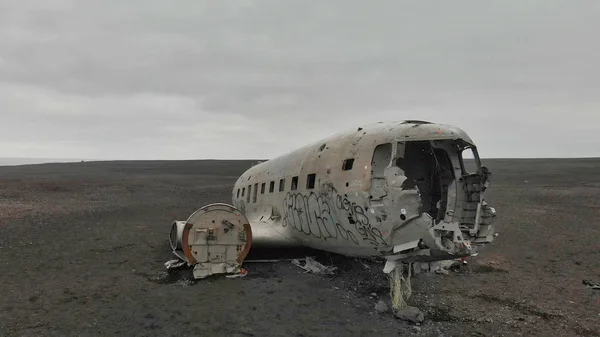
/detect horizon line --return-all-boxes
[2,156,600,163]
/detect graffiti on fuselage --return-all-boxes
[282,184,386,247]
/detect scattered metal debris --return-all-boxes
[164,259,186,270]
[583,279,600,290]
[413,259,460,275]
[226,268,248,279]
[291,257,337,275]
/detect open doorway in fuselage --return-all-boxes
[396,141,455,220]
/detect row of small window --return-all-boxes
[236,157,356,203]
[236,174,314,202]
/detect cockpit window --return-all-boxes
[459,147,480,174]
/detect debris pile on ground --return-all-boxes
[292,257,337,275]
[582,279,600,290]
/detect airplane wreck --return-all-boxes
[167,120,496,307]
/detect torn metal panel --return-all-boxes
[393,240,420,254]
[164,259,186,270]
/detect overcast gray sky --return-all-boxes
[1,0,598,160]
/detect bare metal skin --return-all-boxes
[232,120,496,263]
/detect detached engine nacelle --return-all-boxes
[168,203,253,279]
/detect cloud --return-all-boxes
[0,0,599,159]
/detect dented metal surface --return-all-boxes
[231,120,496,263]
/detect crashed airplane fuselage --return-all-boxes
[168,120,496,279]
[231,120,496,263]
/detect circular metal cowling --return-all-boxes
[178,203,252,266]
[169,221,186,251]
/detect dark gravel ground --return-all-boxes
[0,158,599,337]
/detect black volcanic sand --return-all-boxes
[0,159,599,337]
